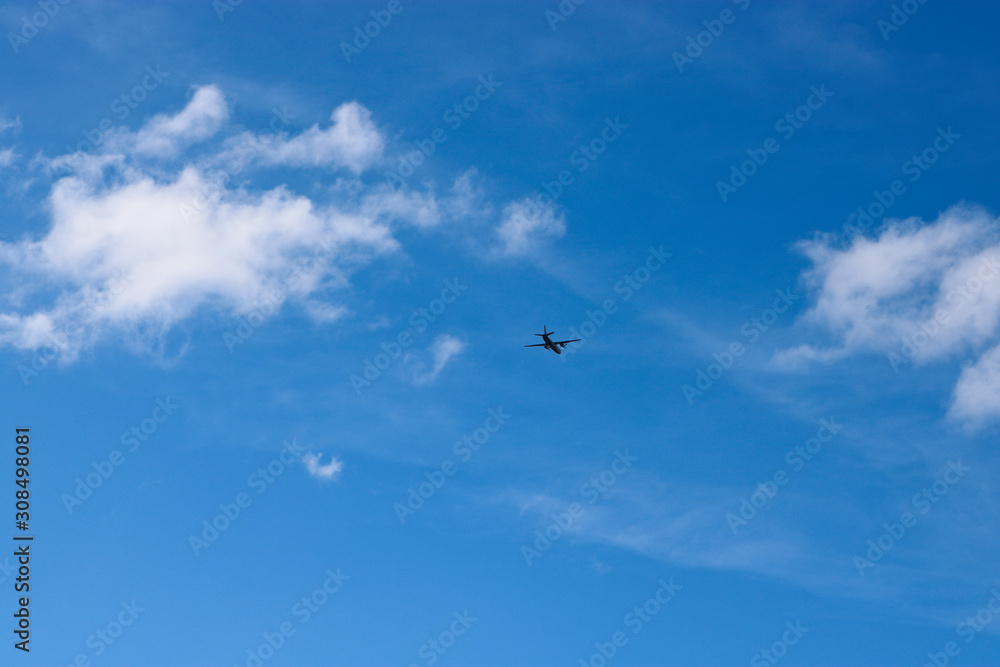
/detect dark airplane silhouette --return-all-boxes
[524,326,581,355]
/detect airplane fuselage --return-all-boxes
[524,327,579,355]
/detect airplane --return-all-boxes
[524,326,581,355]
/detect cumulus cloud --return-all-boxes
[303,452,343,480]
[775,204,1000,423]
[126,85,229,157]
[0,163,400,359]
[495,197,566,256]
[949,344,1000,425]
[240,101,383,173]
[412,334,465,385]
[0,85,494,364]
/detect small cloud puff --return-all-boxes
[303,452,343,480]
[412,334,465,385]
[0,115,22,135]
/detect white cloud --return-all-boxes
[495,197,566,256]
[949,344,1000,425]
[360,187,440,228]
[0,115,21,135]
[242,101,383,173]
[0,86,497,363]
[505,479,816,588]
[0,147,17,167]
[303,300,348,324]
[412,334,465,385]
[776,204,1000,423]
[126,85,229,157]
[303,452,343,480]
[0,84,551,365]
[0,164,403,358]
[502,471,994,608]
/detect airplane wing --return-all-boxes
[524,343,548,347]
[553,339,582,345]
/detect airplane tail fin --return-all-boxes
[535,326,551,337]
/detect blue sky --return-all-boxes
[2,1,1000,665]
